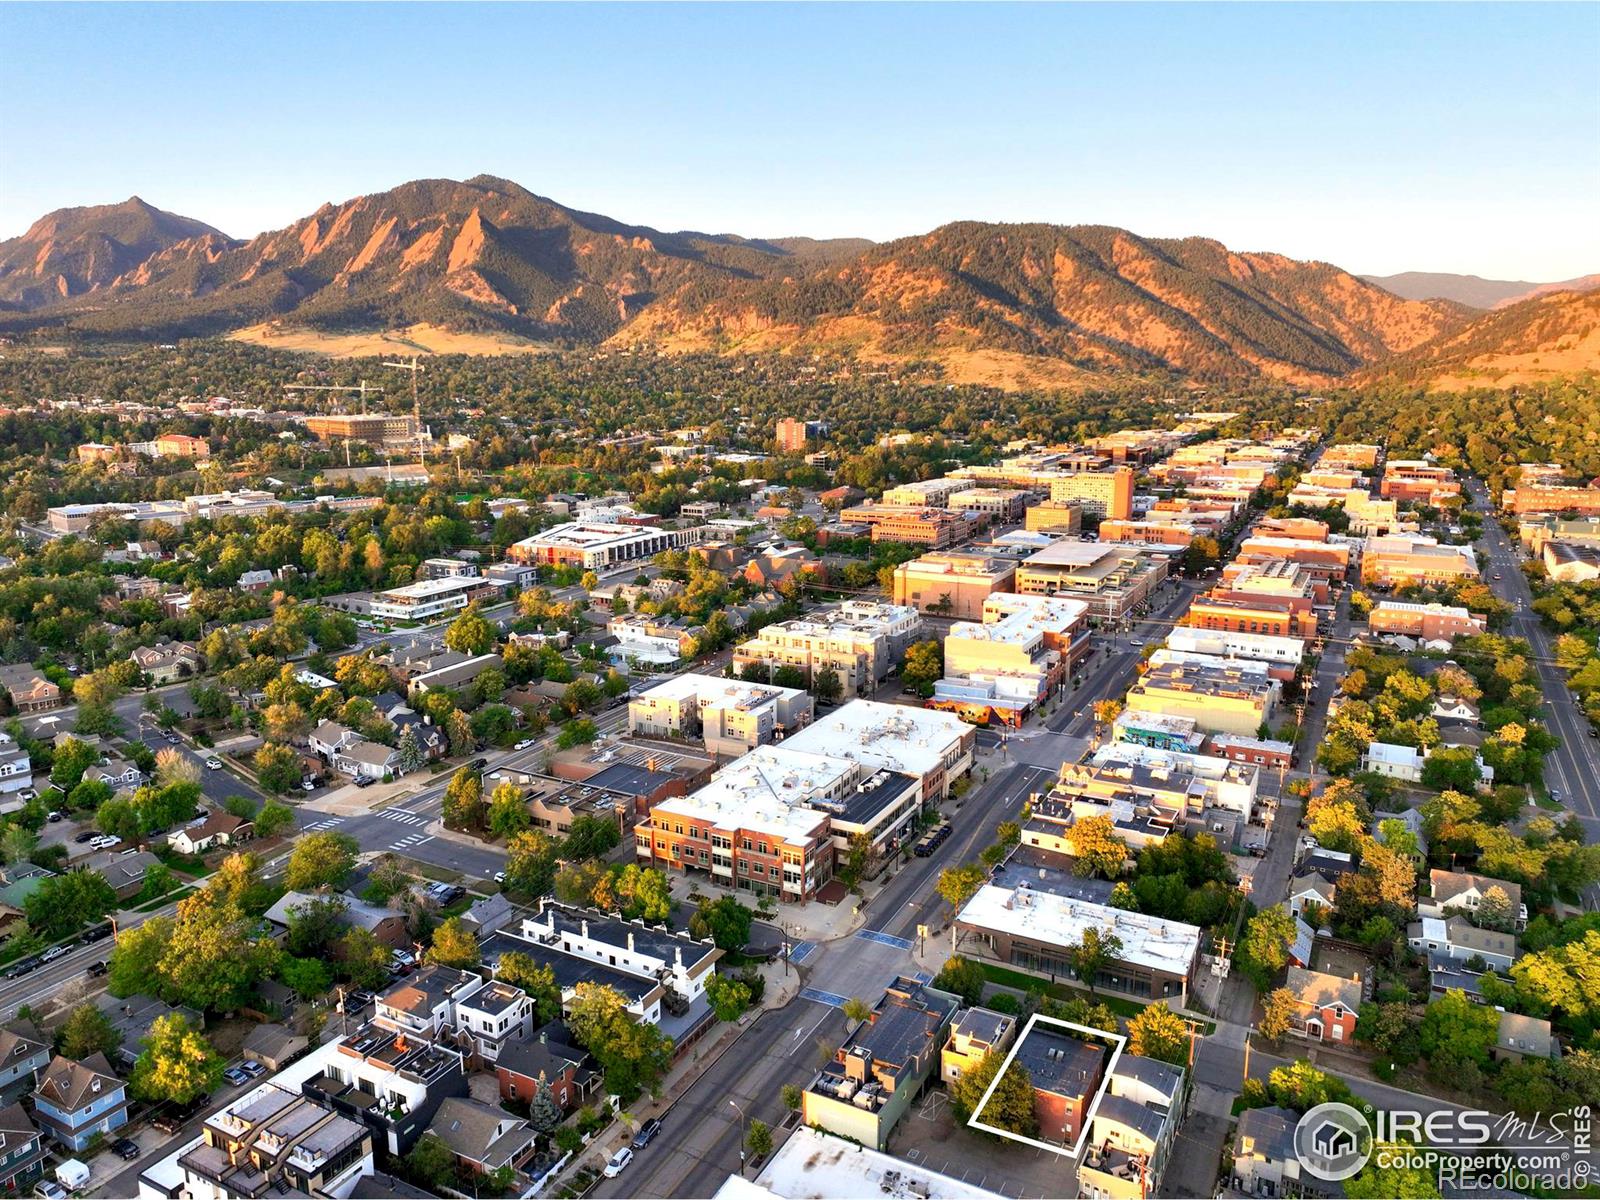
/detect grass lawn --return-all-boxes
[976,962,1146,1018]
[412,861,463,883]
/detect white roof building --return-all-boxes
[713,1126,1006,1200]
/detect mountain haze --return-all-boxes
[5,174,1586,386]
[1362,270,1600,310]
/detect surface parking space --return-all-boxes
[890,1086,1073,1199]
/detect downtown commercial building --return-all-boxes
[1013,542,1170,622]
[928,595,1092,728]
[891,551,1017,618]
[507,521,700,570]
[1125,661,1281,737]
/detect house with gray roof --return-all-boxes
[1419,869,1525,931]
[0,1028,50,1103]
[1495,1013,1557,1063]
[263,890,411,950]
[426,1096,538,1176]
[1407,916,1517,972]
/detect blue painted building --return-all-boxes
[31,1053,128,1151]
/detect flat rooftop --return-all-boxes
[634,673,803,708]
[374,575,482,600]
[958,884,1202,976]
[715,1126,1007,1200]
[782,700,970,778]
[652,744,848,841]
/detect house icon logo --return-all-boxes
[1294,1102,1371,1181]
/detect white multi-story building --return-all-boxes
[731,601,922,698]
[628,673,814,755]
[368,576,489,621]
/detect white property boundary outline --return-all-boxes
[967,1012,1125,1159]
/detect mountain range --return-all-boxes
[1360,270,1600,310]
[1,175,1594,388]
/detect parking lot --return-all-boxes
[889,1087,1074,1199]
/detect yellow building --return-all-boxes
[891,552,1016,618]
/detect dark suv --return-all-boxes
[632,1118,662,1149]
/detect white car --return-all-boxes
[41,945,69,962]
[603,1148,634,1179]
[514,739,534,750]
[205,757,224,770]
[494,871,506,884]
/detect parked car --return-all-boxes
[494,871,506,884]
[300,780,317,792]
[164,732,180,744]
[82,923,112,943]
[41,945,69,963]
[151,1095,209,1135]
[514,739,534,750]
[111,1137,142,1161]
[222,1066,251,1087]
[32,1182,67,1200]
[603,1148,634,1179]
[46,811,61,823]
[4,957,40,980]
[240,1060,266,1078]
[353,776,375,788]
[88,961,108,977]
[205,757,224,770]
[632,1118,662,1149]
[74,831,96,844]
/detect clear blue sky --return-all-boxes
[4,2,1596,279]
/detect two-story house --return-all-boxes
[1284,966,1361,1044]
[291,1024,467,1155]
[129,641,202,685]
[939,1006,1015,1087]
[32,1053,129,1151]
[0,1102,45,1194]
[495,1025,599,1112]
[0,1028,50,1103]
[0,666,59,714]
[452,982,535,1066]
[0,735,34,812]
[1418,869,1526,931]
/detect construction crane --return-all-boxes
[382,355,429,466]
[282,379,385,467]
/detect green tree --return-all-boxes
[504,831,561,897]
[130,1013,224,1105]
[444,606,497,656]
[56,1002,122,1061]
[1069,813,1129,878]
[1239,906,1298,992]
[706,973,753,1022]
[949,1049,1037,1137]
[108,916,173,999]
[746,1119,773,1161]
[937,863,988,913]
[487,781,531,839]
[1067,927,1123,996]
[556,718,598,749]
[1260,987,1299,1042]
[566,983,674,1101]
[495,952,563,1024]
[689,896,754,952]
[811,667,843,703]
[564,812,621,860]
[442,768,485,831]
[284,831,358,891]
[254,800,295,839]
[404,1134,458,1193]
[1126,1001,1188,1065]
[340,927,393,990]
[50,737,98,792]
[253,742,303,794]
[395,726,425,776]
[902,639,944,698]
[428,917,480,969]
[1345,1144,1441,1199]
[279,955,333,999]
[1419,989,1498,1068]
[841,997,873,1024]
[284,894,349,957]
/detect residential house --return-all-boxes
[1406,916,1517,972]
[1284,967,1360,1044]
[263,890,412,951]
[94,994,203,1070]
[98,850,163,902]
[373,966,486,1040]
[1430,696,1481,724]
[129,640,202,685]
[0,735,35,810]
[1418,869,1526,931]
[90,752,143,791]
[335,740,403,783]
[1077,1055,1186,1200]
[459,893,516,938]
[453,982,536,1066]
[31,1052,129,1151]
[495,1026,597,1112]
[1288,872,1337,920]
[241,1023,310,1072]
[426,1097,538,1177]
[0,1102,45,1195]
[310,720,362,761]
[292,1023,467,1155]
[0,1029,50,1103]
[0,666,60,714]
[940,1007,1016,1087]
[1494,1013,1557,1064]
[1232,1105,1307,1196]
[801,977,961,1151]
[168,811,251,856]
[1361,741,1425,783]
[238,569,275,592]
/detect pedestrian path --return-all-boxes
[390,831,435,851]
[799,987,850,1008]
[855,928,915,951]
[789,940,818,965]
[303,817,345,833]
[379,809,428,826]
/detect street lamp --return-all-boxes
[729,1099,749,1175]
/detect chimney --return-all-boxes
[580,920,589,940]
[627,932,635,953]
[675,947,684,969]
